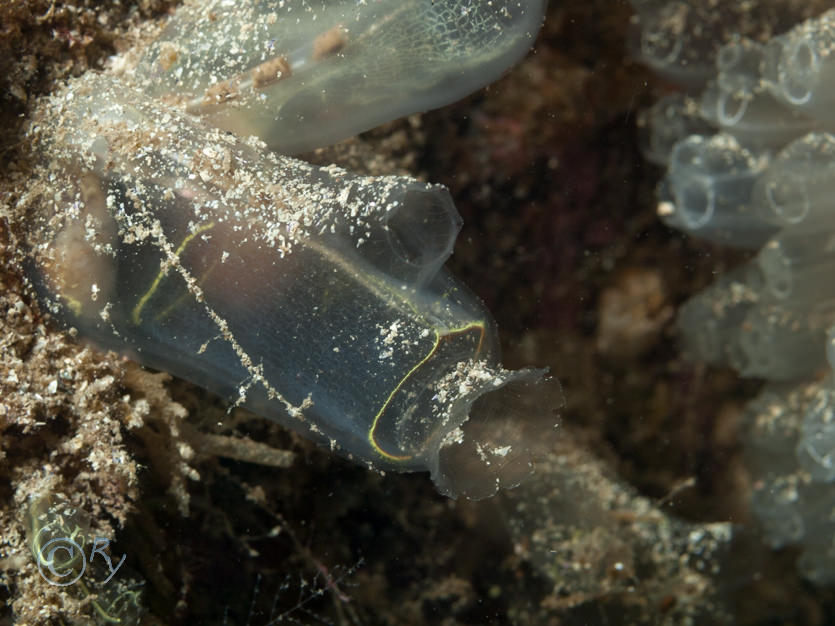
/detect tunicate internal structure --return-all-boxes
[135,0,547,154]
[632,3,835,583]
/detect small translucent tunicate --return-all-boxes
[796,378,835,482]
[762,10,835,124]
[753,132,835,227]
[676,263,763,368]
[135,0,547,154]
[637,94,713,166]
[22,73,553,499]
[676,299,745,369]
[716,38,763,95]
[628,0,725,87]
[741,383,835,585]
[755,232,835,304]
[750,478,805,548]
[744,388,805,479]
[708,38,817,151]
[700,82,818,151]
[736,303,831,380]
[659,133,775,247]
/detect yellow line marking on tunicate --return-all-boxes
[64,294,83,317]
[154,259,219,322]
[367,321,486,462]
[131,222,216,324]
[299,234,490,462]
[79,577,124,624]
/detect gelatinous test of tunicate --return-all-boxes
[795,328,835,482]
[21,73,556,499]
[657,133,775,248]
[762,10,835,125]
[797,382,835,482]
[702,37,819,151]
[135,0,547,155]
[750,476,806,548]
[735,303,833,380]
[637,94,714,166]
[676,235,834,379]
[743,387,809,547]
[753,132,835,227]
[627,0,723,87]
[797,531,835,585]
[700,82,818,152]
[828,326,835,371]
[755,231,835,304]
[716,37,764,95]
[676,263,763,368]
[744,388,806,479]
[743,382,835,585]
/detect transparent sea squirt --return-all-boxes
[23,68,555,499]
[135,0,548,154]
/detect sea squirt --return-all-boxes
[22,67,554,499]
[135,0,548,154]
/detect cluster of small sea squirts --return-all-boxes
[633,1,835,584]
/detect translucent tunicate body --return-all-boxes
[796,329,835,484]
[702,38,821,151]
[755,231,835,304]
[658,133,775,247]
[677,245,835,380]
[743,380,835,584]
[637,94,714,166]
[735,303,832,380]
[762,11,835,124]
[628,0,730,87]
[676,263,763,369]
[700,81,818,151]
[22,73,550,499]
[753,133,835,228]
[135,0,547,154]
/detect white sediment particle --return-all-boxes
[338,185,351,206]
[440,426,465,448]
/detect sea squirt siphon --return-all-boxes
[21,72,555,499]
